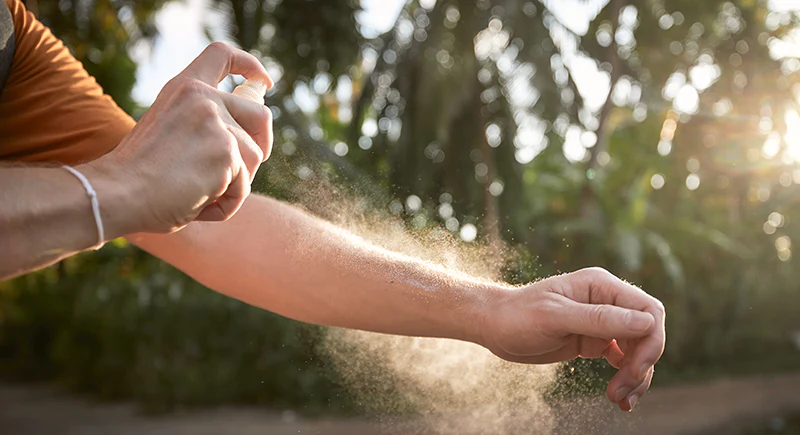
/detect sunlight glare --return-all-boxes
[784,109,800,162]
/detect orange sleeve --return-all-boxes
[0,0,135,165]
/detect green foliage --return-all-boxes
[5,0,800,416]
[0,242,353,414]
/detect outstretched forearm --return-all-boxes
[131,194,667,411]
[0,163,136,280]
[130,194,495,343]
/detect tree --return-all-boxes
[4,0,800,413]
[30,0,167,114]
[229,0,800,367]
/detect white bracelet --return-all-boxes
[63,165,106,250]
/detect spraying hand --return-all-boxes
[478,267,665,412]
[77,42,274,237]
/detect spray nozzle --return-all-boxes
[232,79,268,105]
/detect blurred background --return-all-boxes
[3,0,800,434]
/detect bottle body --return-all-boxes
[232,80,268,104]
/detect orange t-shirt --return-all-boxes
[0,0,134,165]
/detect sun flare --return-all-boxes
[784,109,800,162]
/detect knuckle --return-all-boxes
[251,142,265,163]
[582,267,613,279]
[213,176,231,197]
[571,267,616,295]
[606,386,617,403]
[210,181,230,203]
[651,299,666,317]
[163,76,183,92]
[171,77,208,98]
[205,41,231,57]
[241,140,263,166]
[221,141,238,167]
[587,305,608,327]
[195,100,220,121]
[206,131,237,165]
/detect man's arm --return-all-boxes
[131,194,492,342]
[0,163,135,279]
[130,193,666,412]
[0,43,273,282]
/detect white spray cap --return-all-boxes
[232,79,268,105]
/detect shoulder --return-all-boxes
[0,0,135,165]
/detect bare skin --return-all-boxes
[1,43,664,413]
[130,196,665,412]
[0,163,135,277]
[0,43,273,279]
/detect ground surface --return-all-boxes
[2,372,800,435]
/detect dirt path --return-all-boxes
[552,372,800,435]
[3,372,800,435]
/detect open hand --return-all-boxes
[478,267,666,412]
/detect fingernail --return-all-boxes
[627,394,639,412]
[626,311,654,333]
[614,387,632,403]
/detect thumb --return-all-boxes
[561,301,655,340]
[183,42,273,88]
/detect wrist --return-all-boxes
[459,281,510,347]
[76,157,145,240]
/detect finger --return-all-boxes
[196,162,251,222]
[501,341,624,368]
[618,367,654,412]
[577,337,625,369]
[196,171,250,221]
[627,306,665,381]
[225,122,263,182]
[219,92,274,161]
[493,342,575,365]
[607,364,654,411]
[195,200,226,222]
[183,42,274,88]
[576,337,612,359]
[602,340,625,369]
[568,268,666,381]
[616,338,633,355]
[621,367,654,412]
[559,299,655,341]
